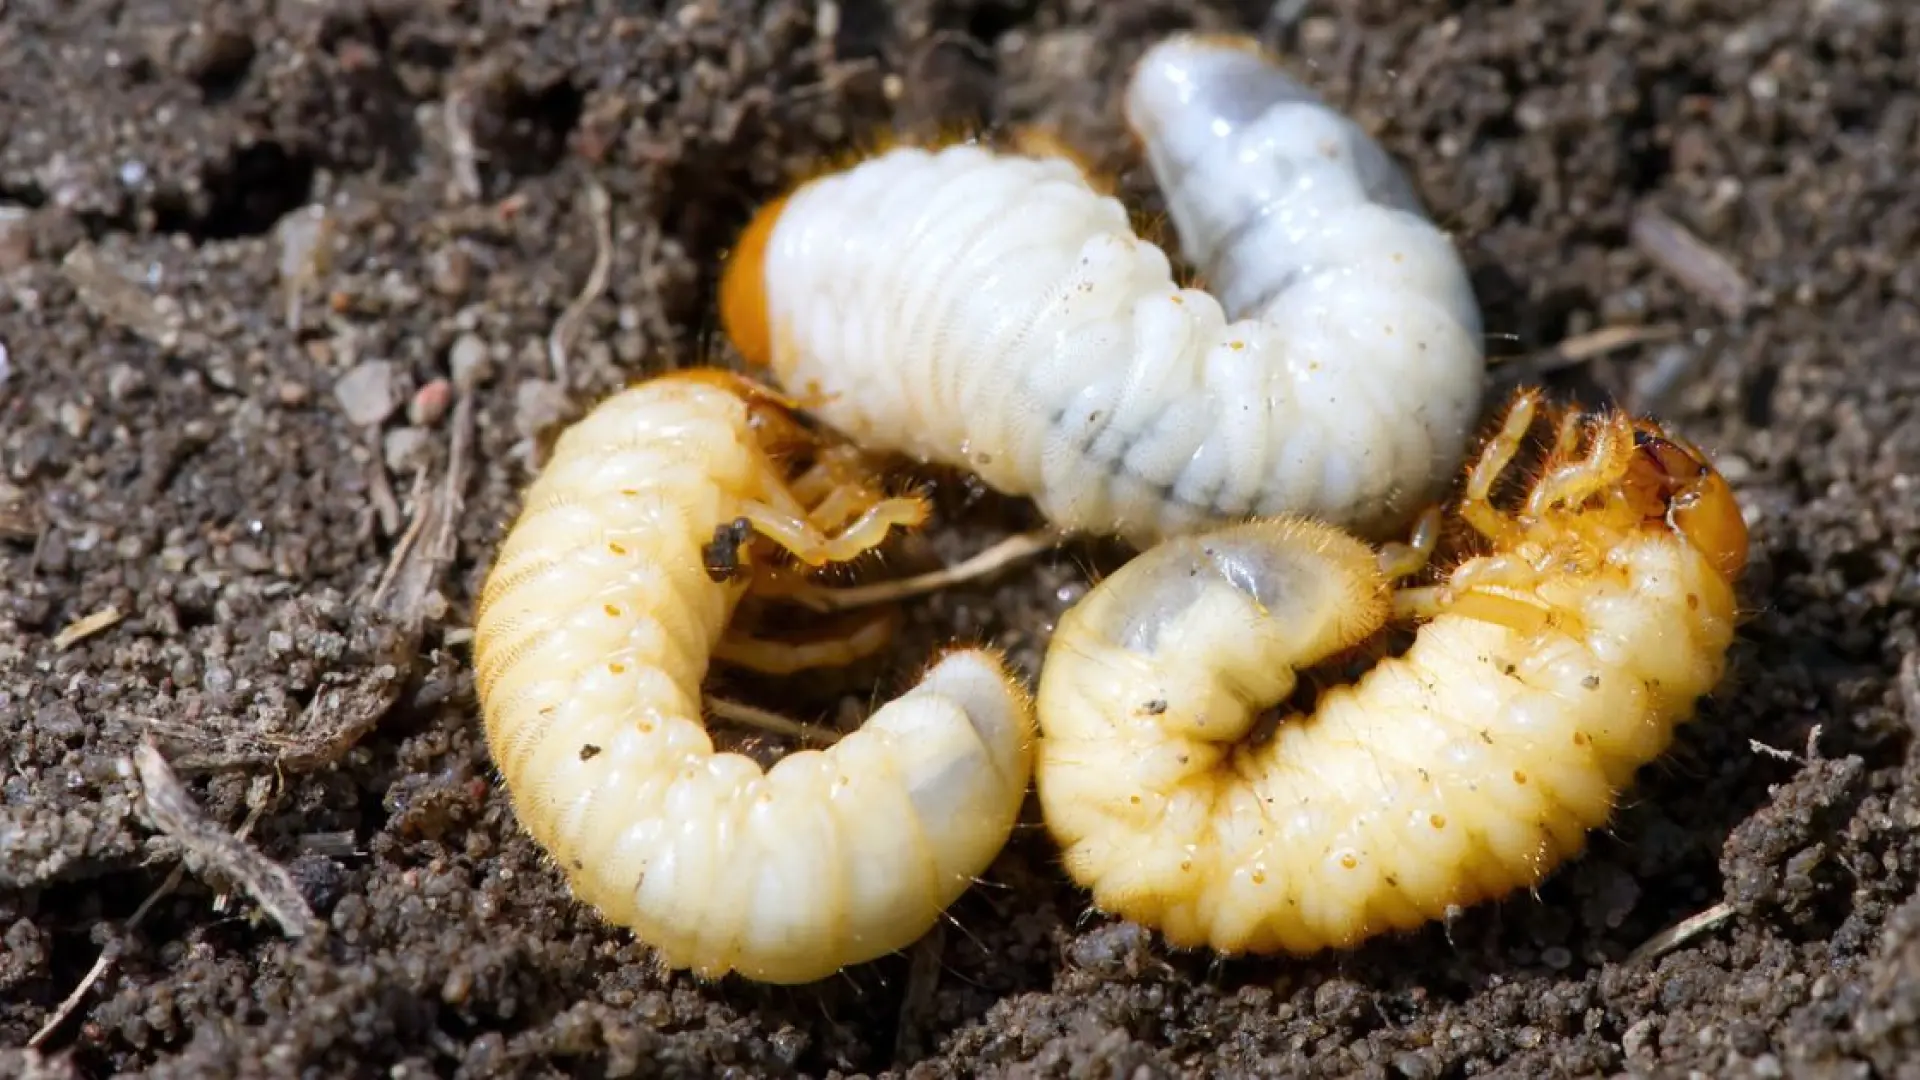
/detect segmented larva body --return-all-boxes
[473,371,1036,984]
[720,36,1483,546]
[1034,391,1750,955]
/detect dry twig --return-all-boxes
[52,607,123,650]
[130,739,318,938]
[548,176,614,385]
[370,374,473,630]
[26,864,183,1049]
[29,938,122,1049]
[1489,323,1683,384]
[1898,651,1920,734]
[705,696,845,745]
[148,657,407,773]
[365,430,402,537]
[1631,205,1755,320]
[892,926,948,1065]
[1627,901,1736,966]
[801,528,1064,612]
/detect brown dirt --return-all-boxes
[4,0,1918,1077]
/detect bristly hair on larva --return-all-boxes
[1033,387,1750,957]
[718,30,1485,550]
[472,368,1037,984]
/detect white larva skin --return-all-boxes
[736,40,1482,546]
[473,374,1035,985]
[1124,34,1452,321]
[1033,401,1747,956]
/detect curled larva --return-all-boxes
[1033,389,1750,955]
[473,369,1036,984]
[719,38,1483,546]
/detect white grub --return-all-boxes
[721,33,1483,547]
[474,370,1035,984]
[1035,392,1749,956]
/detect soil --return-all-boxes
[3,0,1919,1077]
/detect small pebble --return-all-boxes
[277,205,331,286]
[515,379,570,441]
[58,401,92,439]
[428,246,473,297]
[228,541,272,573]
[0,205,32,272]
[449,333,493,389]
[107,362,147,401]
[385,427,432,474]
[333,360,400,427]
[408,378,453,427]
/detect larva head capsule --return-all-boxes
[1465,393,1750,593]
[719,193,790,370]
[1625,427,1751,583]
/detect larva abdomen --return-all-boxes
[475,373,1035,984]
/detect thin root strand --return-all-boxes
[806,528,1065,611]
[706,695,845,745]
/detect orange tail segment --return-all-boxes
[720,194,790,369]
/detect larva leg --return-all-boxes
[1525,413,1634,517]
[1392,583,1554,634]
[714,608,900,675]
[1550,407,1585,461]
[1384,505,1551,633]
[736,495,929,567]
[790,445,892,529]
[1376,504,1443,583]
[1460,390,1541,546]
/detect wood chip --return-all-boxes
[52,606,123,650]
[444,88,484,203]
[0,479,41,541]
[130,740,318,938]
[1488,324,1682,387]
[61,244,197,353]
[1631,205,1755,320]
[1627,900,1736,965]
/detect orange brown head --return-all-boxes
[1623,424,1750,583]
[719,193,789,371]
[667,367,814,460]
